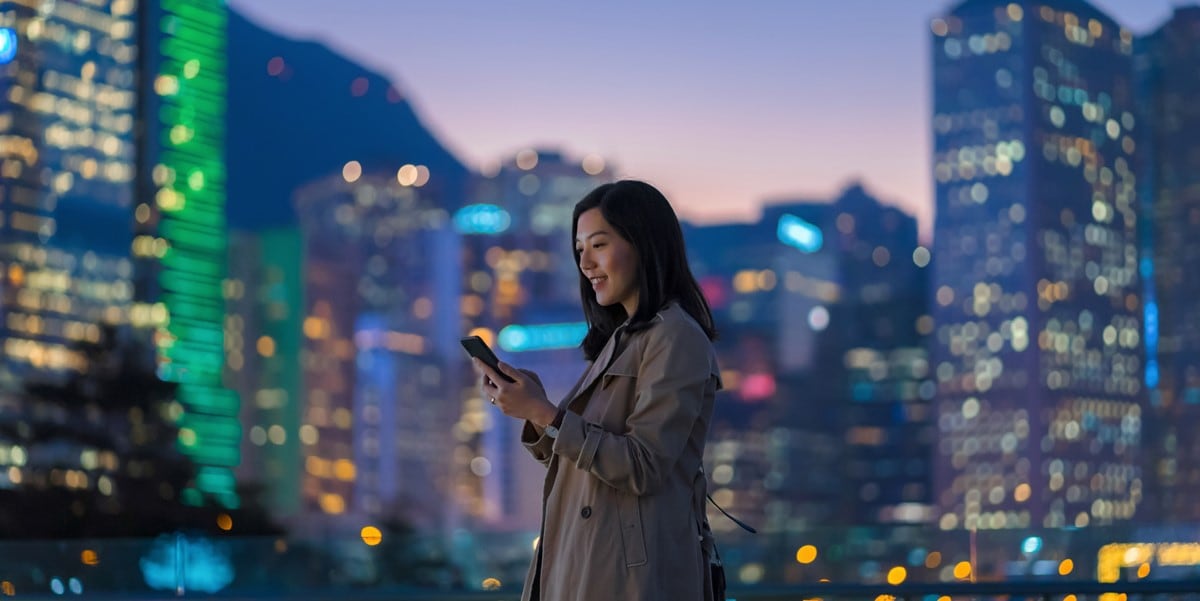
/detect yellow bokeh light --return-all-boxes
[216,513,233,531]
[468,327,495,348]
[319,493,345,514]
[1137,563,1150,579]
[256,336,276,357]
[80,550,99,566]
[886,566,906,585]
[360,526,382,546]
[581,154,605,175]
[925,551,942,568]
[1014,483,1031,502]
[342,161,362,183]
[1059,558,1074,575]
[953,561,972,580]
[334,459,356,481]
[482,577,502,590]
[796,545,818,564]
[397,164,418,186]
[515,149,538,170]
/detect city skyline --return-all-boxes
[230,0,1181,241]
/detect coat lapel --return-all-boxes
[563,328,627,412]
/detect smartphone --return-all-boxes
[460,336,516,382]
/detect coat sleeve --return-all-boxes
[552,321,713,496]
[521,421,555,466]
[520,366,584,466]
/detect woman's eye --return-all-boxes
[592,243,606,249]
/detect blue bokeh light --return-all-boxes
[498,322,587,352]
[0,28,16,65]
[777,214,823,253]
[454,203,511,234]
[141,534,234,594]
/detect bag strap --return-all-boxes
[707,494,757,534]
[699,466,757,534]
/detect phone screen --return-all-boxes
[460,336,516,382]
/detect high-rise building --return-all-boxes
[685,208,844,534]
[0,0,137,385]
[1135,6,1200,523]
[931,0,1144,531]
[0,0,139,497]
[134,0,239,508]
[225,228,304,518]
[816,186,934,528]
[294,169,460,530]
[686,184,933,535]
[454,149,607,531]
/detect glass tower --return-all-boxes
[136,0,238,508]
[931,0,1143,531]
[1135,6,1200,523]
[0,0,137,385]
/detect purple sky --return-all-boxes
[230,0,1184,240]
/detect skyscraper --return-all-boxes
[0,0,140,499]
[225,228,304,518]
[294,169,460,530]
[0,0,137,385]
[1135,6,1200,523]
[135,0,239,508]
[686,184,933,536]
[931,0,1143,531]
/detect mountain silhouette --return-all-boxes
[226,9,470,230]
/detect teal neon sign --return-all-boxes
[454,204,511,234]
[777,214,823,253]
[498,322,587,352]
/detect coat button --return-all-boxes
[580,506,592,519]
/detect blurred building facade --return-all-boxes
[0,0,239,509]
[1135,6,1200,523]
[225,228,304,517]
[291,170,460,531]
[135,0,239,507]
[685,184,933,538]
[930,0,1144,532]
[453,149,607,533]
[0,2,137,384]
[222,8,471,531]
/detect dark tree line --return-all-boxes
[0,325,281,539]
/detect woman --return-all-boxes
[473,180,723,600]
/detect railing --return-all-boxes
[3,530,1200,600]
[8,581,1200,600]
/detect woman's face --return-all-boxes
[575,207,639,317]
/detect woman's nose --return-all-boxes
[578,250,595,268]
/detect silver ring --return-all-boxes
[489,397,496,404]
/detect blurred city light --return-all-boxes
[776,214,823,253]
[497,322,587,352]
[454,204,512,234]
[0,28,16,64]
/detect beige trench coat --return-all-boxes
[520,302,722,601]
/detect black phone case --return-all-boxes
[460,337,515,382]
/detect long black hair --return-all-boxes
[572,180,717,360]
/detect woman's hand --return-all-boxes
[473,358,558,427]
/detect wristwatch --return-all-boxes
[544,409,566,439]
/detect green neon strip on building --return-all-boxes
[154,0,240,508]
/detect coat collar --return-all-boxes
[563,303,676,410]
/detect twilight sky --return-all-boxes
[229,0,1183,240]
